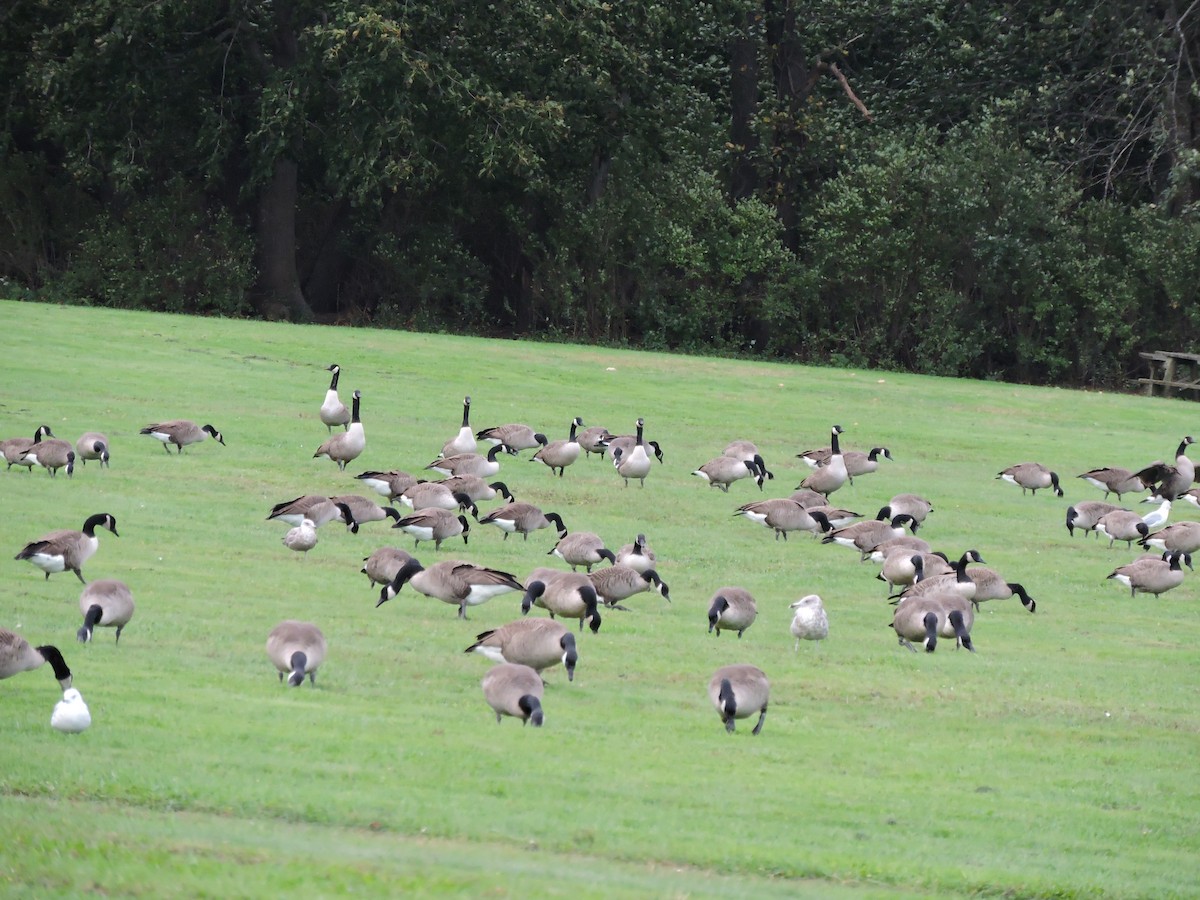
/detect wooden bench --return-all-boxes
[1138,351,1200,398]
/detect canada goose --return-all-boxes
[867,535,934,564]
[692,455,764,492]
[313,391,364,470]
[878,551,934,595]
[735,500,831,541]
[1095,509,1150,549]
[478,502,566,542]
[399,482,476,513]
[615,533,656,573]
[611,418,653,487]
[438,476,515,505]
[393,508,471,550]
[15,512,118,584]
[966,567,1037,612]
[282,518,319,557]
[521,569,603,633]
[1141,520,1200,555]
[722,441,774,482]
[426,443,511,478]
[996,462,1063,497]
[891,600,939,653]
[319,363,350,433]
[588,564,670,609]
[604,430,664,465]
[897,550,985,603]
[925,593,977,649]
[355,469,419,502]
[804,505,861,529]
[569,425,610,459]
[476,423,548,453]
[708,664,769,735]
[266,620,327,686]
[74,432,110,468]
[1181,488,1200,510]
[797,426,848,496]
[1065,500,1125,538]
[892,594,974,652]
[20,436,75,477]
[377,558,523,619]
[549,531,616,572]
[267,496,358,530]
[77,578,136,643]
[141,420,225,453]
[51,688,91,733]
[481,663,544,726]
[789,594,829,649]
[878,494,934,527]
[800,446,892,481]
[1077,466,1146,500]
[465,619,578,681]
[361,547,415,586]
[788,488,830,508]
[821,513,916,558]
[532,417,584,476]
[330,494,402,527]
[1135,436,1196,501]
[440,396,476,457]
[2,424,54,471]
[707,587,757,638]
[1107,551,1186,597]
[0,628,73,688]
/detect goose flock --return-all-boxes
[4,355,1197,740]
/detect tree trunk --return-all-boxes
[1160,1,1200,214]
[729,8,762,201]
[765,0,811,251]
[254,158,313,321]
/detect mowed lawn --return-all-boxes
[1,299,1197,898]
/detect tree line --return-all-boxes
[3,1,1199,387]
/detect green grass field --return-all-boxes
[2,299,1197,898]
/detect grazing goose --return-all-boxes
[476,423,548,453]
[15,513,118,584]
[804,504,861,528]
[789,594,829,649]
[926,593,977,649]
[399,482,476,513]
[51,688,91,733]
[797,426,848,496]
[577,425,614,459]
[20,437,74,477]
[465,619,578,681]
[891,600,940,652]
[801,446,892,481]
[438,476,515,505]
[319,363,350,433]
[282,518,319,557]
[611,418,653,488]
[966,566,1037,612]
[2,424,54,471]
[393,508,471,550]
[707,587,757,638]
[481,663,544,726]
[1065,500,1124,538]
[426,443,511,478]
[312,391,364,470]
[1095,509,1151,549]
[77,579,136,643]
[265,620,327,686]
[141,420,225,454]
[330,494,402,527]
[360,547,415,586]
[549,531,616,572]
[722,441,774,482]
[1107,551,1186,597]
[604,429,664,465]
[821,513,916,558]
[878,551,931,595]
[1141,520,1200,556]
[532,417,584,476]
[355,469,420,503]
[74,432,110,468]
[615,533,657,573]
[588,564,670,609]
[879,494,934,528]
[377,558,523,619]
[1135,436,1196,501]
[788,488,831,508]
[997,462,1063,497]
[1181,488,1200,510]
[1077,466,1146,500]
[708,664,769,735]
[441,396,476,457]
[893,594,975,652]
[521,569,603,632]
[735,499,831,541]
[267,496,358,530]
[0,628,73,688]
[897,550,985,603]
[692,455,765,492]
[867,535,934,564]
[478,502,566,542]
